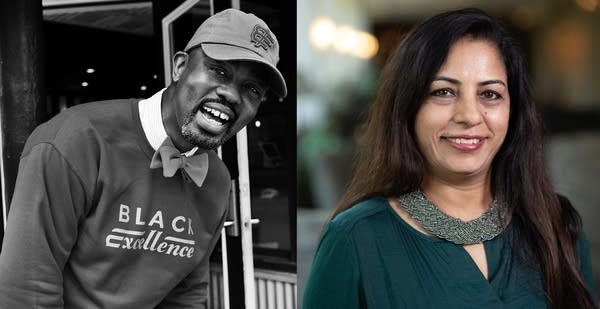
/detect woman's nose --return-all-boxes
[452,95,483,127]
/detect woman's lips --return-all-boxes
[443,136,485,152]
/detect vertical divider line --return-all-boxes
[236,127,256,309]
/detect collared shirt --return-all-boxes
[139,89,198,156]
[138,88,168,151]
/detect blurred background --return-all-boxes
[297,0,600,306]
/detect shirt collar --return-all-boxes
[138,89,199,156]
[138,88,168,151]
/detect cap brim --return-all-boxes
[200,44,287,99]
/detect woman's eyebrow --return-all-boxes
[479,79,506,87]
[432,76,460,84]
[433,76,506,87]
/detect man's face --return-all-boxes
[171,48,269,150]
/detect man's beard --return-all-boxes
[181,114,231,150]
[180,97,237,150]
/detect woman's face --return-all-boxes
[414,37,510,181]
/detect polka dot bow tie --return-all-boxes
[149,138,209,187]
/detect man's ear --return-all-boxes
[172,51,189,82]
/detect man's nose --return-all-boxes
[215,82,242,106]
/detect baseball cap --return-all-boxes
[184,8,287,99]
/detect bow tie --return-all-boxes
[150,138,209,187]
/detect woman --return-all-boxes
[303,8,597,309]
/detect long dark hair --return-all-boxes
[335,8,595,308]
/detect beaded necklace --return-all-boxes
[397,190,507,244]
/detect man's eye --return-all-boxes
[209,65,228,77]
[249,86,260,94]
[246,83,265,99]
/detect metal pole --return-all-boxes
[236,127,257,309]
[0,35,5,233]
[0,0,46,233]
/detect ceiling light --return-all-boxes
[309,17,336,50]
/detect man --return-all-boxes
[0,8,286,308]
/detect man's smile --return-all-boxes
[193,101,236,135]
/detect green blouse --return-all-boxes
[303,197,597,309]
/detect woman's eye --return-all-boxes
[481,90,502,100]
[430,88,454,97]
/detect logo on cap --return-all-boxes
[251,25,274,51]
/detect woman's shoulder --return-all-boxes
[329,197,392,233]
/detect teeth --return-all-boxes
[202,106,230,122]
[449,137,480,145]
[201,112,224,126]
